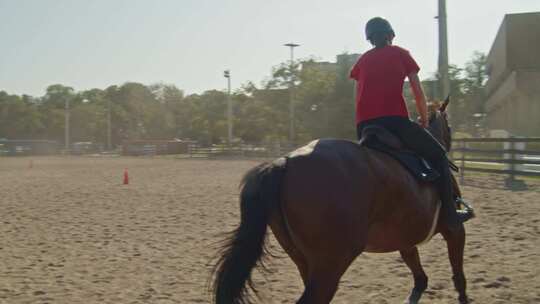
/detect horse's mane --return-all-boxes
[427,101,441,113]
[427,101,442,121]
[426,100,452,151]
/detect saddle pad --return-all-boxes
[365,141,440,182]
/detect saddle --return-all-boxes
[358,126,440,182]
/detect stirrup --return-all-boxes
[455,197,473,211]
[455,197,475,222]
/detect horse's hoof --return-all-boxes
[458,295,470,304]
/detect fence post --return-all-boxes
[504,136,527,190]
[460,140,465,184]
[509,136,515,183]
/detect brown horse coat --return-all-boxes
[280,139,439,255]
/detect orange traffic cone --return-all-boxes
[123,168,129,185]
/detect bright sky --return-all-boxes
[0,0,538,97]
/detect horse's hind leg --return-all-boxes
[400,247,428,304]
[442,225,470,304]
[296,257,355,304]
[269,214,309,284]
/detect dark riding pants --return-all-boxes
[357,116,460,229]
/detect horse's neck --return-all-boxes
[427,125,447,149]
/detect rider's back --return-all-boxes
[350,45,419,124]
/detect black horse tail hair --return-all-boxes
[211,158,287,304]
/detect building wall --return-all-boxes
[336,53,361,66]
[485,71,517,112]
[485,18,508,94]
[517,70,540,95]
[506,12,540,71]
[487,88,540,136]
[302,61,338,74]
[515,71,540,136]
[486,12,540,93]
[484,12,540,136]
[302,53,361,74]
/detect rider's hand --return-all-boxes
[417,116,428,128]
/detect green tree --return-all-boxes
[296,59,337,140]
[150,84,187,139]
[40,84,76,142]
[462,52,488,135]
[70,101,106,142]
[232,91,269,143]
[329,53,357,139]
[183,90,228,145]
[0,92,43,139]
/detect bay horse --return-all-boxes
[212,98,470,304]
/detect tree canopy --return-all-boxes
[0,51,487,147]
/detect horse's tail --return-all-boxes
[212,158,287,304]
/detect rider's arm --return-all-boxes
[408,72,429,128]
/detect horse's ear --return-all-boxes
[440,95,450,112]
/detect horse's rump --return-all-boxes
[282,139,441,253]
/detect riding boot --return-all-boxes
[436,162,463,232]
[450,167,476,223]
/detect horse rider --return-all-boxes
[349,17,474,231]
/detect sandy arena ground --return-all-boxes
[0,156,539,304]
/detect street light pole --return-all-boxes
[284,43,300,143]
[224,70,233,144]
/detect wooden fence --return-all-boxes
[187,138,540,189]
[122,140,190,156]
[187,143,298,159]
[0,140,59,156]
[451,137,540,189]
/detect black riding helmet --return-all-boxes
[365,17,395,40]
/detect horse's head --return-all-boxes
[427,96,452,152]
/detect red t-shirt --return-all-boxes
[350,45,420,124]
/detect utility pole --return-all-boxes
[107,98,112,150]
[65,96,70,151]
[224,70,233,144]
[438,0,450,100]
[284,43,300,143]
